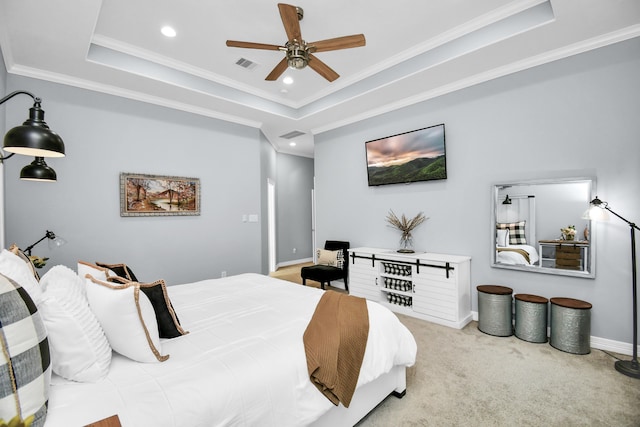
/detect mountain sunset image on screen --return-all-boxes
[365,123,446,186]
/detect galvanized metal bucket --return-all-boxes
[514,294,548,343]
[550,297,592,354]
[477,285,513,337]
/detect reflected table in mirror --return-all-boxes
[538,240,590,272]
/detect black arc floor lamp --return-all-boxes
[0,90,65,181]
[586,197,640,379]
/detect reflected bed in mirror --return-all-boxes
[491,177,596,278]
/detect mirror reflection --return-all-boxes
[491,178,596,278]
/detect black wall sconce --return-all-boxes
[0,90,65,181]
[23,230,67,256]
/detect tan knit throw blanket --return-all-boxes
[497,247,531,264]
[303,291,369,407]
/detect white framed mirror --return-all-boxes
[491,177,596,278]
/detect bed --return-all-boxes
[36,271,417,427]
[496,245,540,266]
[495,219,540,266]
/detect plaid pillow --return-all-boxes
[0,273,51,427]
[497,221,527,245]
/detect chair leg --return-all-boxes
[344,278,349,293]
[302,278,306,286]
[321,282,326,290]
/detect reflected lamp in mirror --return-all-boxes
[491,177,596,279]
[0,90,65,182]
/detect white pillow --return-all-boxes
[39,265,112,382]
[0,249,42,305]
[496,229,509,247]
[86,274,169,363]
[77,261,112,281]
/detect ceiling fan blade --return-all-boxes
[309,34,366,52]
[278,3,301,41]
[226,40,282,51]
[265,58,289,81]
[308,54,339,82]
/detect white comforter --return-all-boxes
[496,244,540,266]
[44,273,417,427]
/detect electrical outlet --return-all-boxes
[293,247,297,254]
[221,271,227,278]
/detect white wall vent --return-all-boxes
[279,130,306,139]
[235,58,258,70]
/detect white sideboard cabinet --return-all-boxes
[348,247,472,329]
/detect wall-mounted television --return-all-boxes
[365,123,446,186]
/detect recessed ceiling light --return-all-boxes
[289,142,297,147]
[161,26,177,38]
[283,76,294,85]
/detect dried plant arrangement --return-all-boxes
[385,210,428,253]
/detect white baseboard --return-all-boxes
[590,336,639,356]
[470,311,638,357]
[276,257,312,269]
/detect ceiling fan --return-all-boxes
[226,3,366,82]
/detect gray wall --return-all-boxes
[314,38,640,344]
[1,72,314,283]
[3,76,264,285]
[276,152,314,264]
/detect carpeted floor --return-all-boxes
[272,263,640,426]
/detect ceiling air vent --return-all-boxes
[279,130,306,139]
[235,57,258,70]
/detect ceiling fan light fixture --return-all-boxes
[286,41,308,69]
[288,56,307,69]
[225,3,366,82]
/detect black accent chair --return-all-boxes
[301,241,350,292]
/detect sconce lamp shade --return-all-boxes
[20,157,57,182]
[3,100,65,157]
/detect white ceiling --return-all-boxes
[1,0,639,157]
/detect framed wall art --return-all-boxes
[120,173,201,217]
